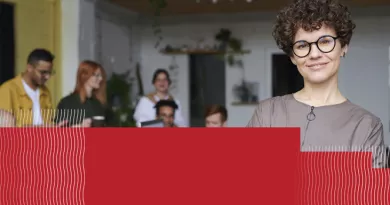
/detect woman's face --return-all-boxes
[154,73,169,93]
[290,25,348,85]
[86,68,103,90]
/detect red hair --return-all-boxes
[205,104,228,122]
[73,60,107,105]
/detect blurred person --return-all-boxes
[205,104,228,127]
[133,68,186,127]
[155,100,178,128]
[247,0,386,168]
[54,60,114,127]
[0,48,66,127]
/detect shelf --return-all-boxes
[231,102,259,106]
[160,49,251,55]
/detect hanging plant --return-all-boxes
[215,28,245,68]
[149,0,167,49]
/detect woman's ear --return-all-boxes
[341,45,349,58]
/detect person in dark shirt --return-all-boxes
[55,60,113,127]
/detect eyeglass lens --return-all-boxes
[293,36,337,58]
[38,70,55,76]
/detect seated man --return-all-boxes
[205,104,228,127]
[155,100,179,128]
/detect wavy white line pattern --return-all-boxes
[298,145,390,205]
[0,109,86,205]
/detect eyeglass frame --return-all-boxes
[35,69,55,76]
[291,35,339,58]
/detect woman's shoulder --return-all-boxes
[345,101,382,126]
[57,93,83,110]
[58,93,78,104]
[247,94,293,127]
[60,92,78,101]
[138,96,155,105]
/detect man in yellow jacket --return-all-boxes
[0,48,66,127]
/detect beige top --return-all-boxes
[247,94,387,168]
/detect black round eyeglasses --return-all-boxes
[292,35,339,58]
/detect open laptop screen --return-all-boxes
[137,119,165,128]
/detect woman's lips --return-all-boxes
[306,62,328,71]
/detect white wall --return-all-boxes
[138,10,390,144]
[61,0,80,96]
[95,0,140,76]
[79,0,97,61]
[97,18,132,76]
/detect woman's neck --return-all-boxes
[155,91,168,99]
[294,76,346,107]
[84,85,93,98]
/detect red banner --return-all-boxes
[1,128,389,204]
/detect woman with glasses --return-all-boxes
[54,60,115,127]
[247,0,387,168]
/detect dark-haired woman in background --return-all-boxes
[247,0,387,168]
[55,60,114,127]
[133,68,187,127]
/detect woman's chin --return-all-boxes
[306,75,333,84]
[157,88,168,93]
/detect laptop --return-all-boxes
[137,119,165,128]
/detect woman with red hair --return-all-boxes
[55,60,112,127]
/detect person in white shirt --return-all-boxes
[133,69,187,127]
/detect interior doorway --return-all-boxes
[271,54,303,97]
[189,54,226,127]
[0,2,15,84]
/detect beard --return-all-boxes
[32,77,45,86]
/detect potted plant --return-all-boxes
[215,28,244,68]
[106,71,136,127]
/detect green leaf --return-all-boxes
[228,38,242,51]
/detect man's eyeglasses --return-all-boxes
[36,69,55,76]
[292,35,339,58]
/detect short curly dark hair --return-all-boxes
[272,0,356,56]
